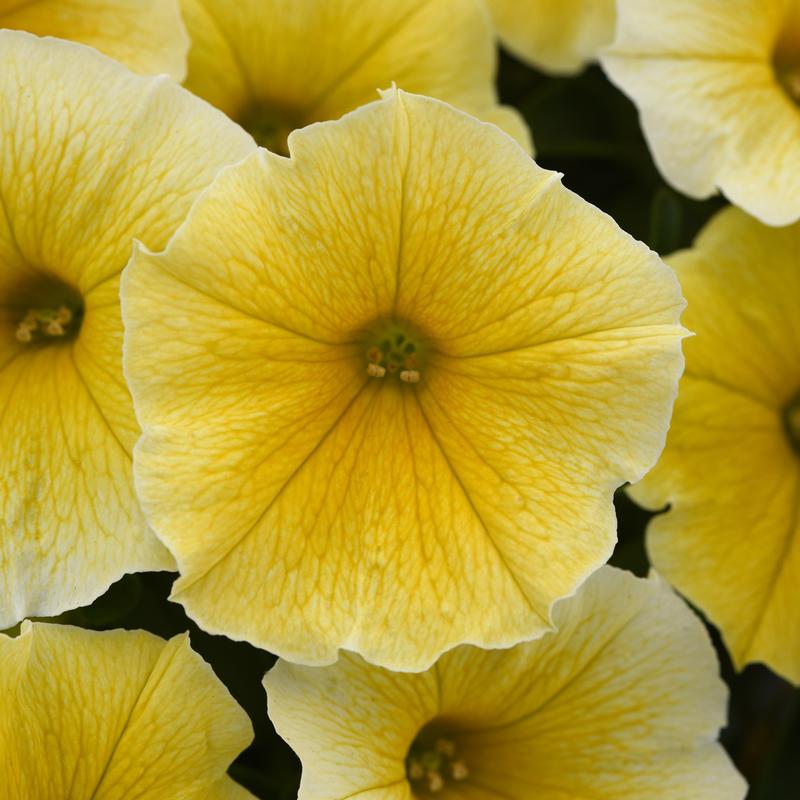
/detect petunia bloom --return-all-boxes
[0,31,255,628]
[265,567,746,800]
[178,0,531,153]
[0,622,253,798]
[602,0,800,226]
[486,0,616,74]
[630,206,800,685]
[123,89,685,671]
[0,0,189,80]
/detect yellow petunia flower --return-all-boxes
[602,0,800,227]
[178,0,532,153]
[123,89,685,671]
[486,0,617,74]
[0,0,189,80]
[631,206,800,685]
[265,567,746,800]
[0,31,255,628]
[1,622,254,798]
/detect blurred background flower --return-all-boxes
[0,31,254,629]
[602,0,800,226]
[0,0,188,79]
[486,0,616,74]
[266,568,745,800]
[631,207,800,686]
[0,622,253,798]
[178,0,530,153]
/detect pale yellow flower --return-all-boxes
[266,567,746,800]
[603,0,800,226]
[631,206,800,685]
[0,621,253,798]
[486,0,616,74]
[0,31,255,628]
[123,89,685,671]
[178,0,532,153]
[0,0,189,79]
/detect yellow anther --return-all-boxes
[400,369,420,384]
[407,759,424,780]
[367,363,386,378]
[435,739,456,757]
[427,771,445,792]
[407,732,467,792]
[451,760,469,781]
[14,305,77,344]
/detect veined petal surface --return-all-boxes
[602,0,800,226]
[123,89,685,671]
[179,0,531,152]
[0,622,253,799]
[631,206,800,684]
[266,567,746,800]
[486,0,616,74]
[0,31,255,627]
[0,0,189,79]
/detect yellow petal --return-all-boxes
[631,206,800,684]
[602,0,800,226]
[479,104,536,156]
[0,0,189,80]
[265,567,746,800]
[0,31,255,627]
[180,0,532,151]
[0,622,253,799]
[124,89,685,671]
[486,0,616,74]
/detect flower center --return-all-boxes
[237,100,301,155]
[406,731,469,795]
[8,274,84,346]
[783,391,800,456]
[15,306,76,343]
[774,3,800,102]
[363,322,424,384]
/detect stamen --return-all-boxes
[427,771,445,792]
[406,734,468,793]
[407,759,424,781]
[15,306,76,344]
[363,322,425,383]
[435,739,455,757]
[451,760,469,780]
